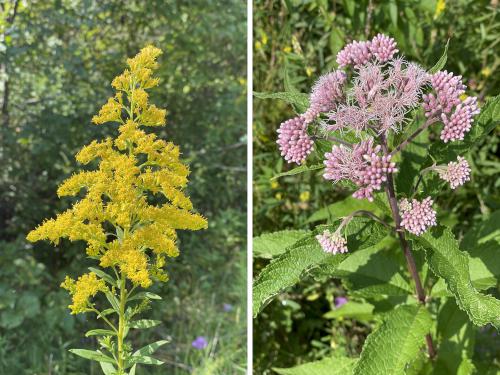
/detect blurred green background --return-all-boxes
[0,1,246,374]
[253,0,499,373]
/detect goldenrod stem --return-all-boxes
[117,274,127,372]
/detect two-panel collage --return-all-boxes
[0,0,499,374]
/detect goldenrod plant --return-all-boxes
[27,46,207,374]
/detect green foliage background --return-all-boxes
[0,1,246,374]
[253,0,499,373]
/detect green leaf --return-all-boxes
[100,362,116,375]
[128,292,162,302]
[133,340,169,357]
[433,299,475,375]
[415,226,500,329]
[253,218,387,316]
[353,305,432,375]
[98,308,116,318]
[105,291,120,312]
[69,349,115,364]
[128,355,164,366]
[129,364,136,375]
[129,319,162,329]
[273,356,357,375]
[333,242,413,298]
[253,91,310,113]
[253,230,310,258]
[85,329,116,337]
[271,164,324,180]
[429,39,449,74]
[89,267,117,287]
[307,197,381,223]
[323,301,374,322]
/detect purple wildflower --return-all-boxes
[370,33,398,63]
[327,58,428,134]
[400,197,437,236]
[438,156,471,189]
[422,71,465,117]
[277,116,314,164]
[223,303,234,312]
[326,104,375,134]
[440,96,480,142]
[336,40,372,68]
[304,70,346,124]
[191,336,208,350]
[335,296,348,308]
[316,230,348,254]
[323,138,396,201]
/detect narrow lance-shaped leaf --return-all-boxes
[133,340,169,357]
[129,319,162,329]
[353,304,432,375]
[69,349,115,364]
[414,226,500,329]
[253,218,387,316]
[271,163,324,180]
[429,39,449,74]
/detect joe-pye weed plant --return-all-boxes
[254,34,500,373]
[27,46,207,374]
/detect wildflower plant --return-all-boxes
[254,35,500,373]
[27,46,207,374]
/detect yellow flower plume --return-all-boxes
[27,45,207,312]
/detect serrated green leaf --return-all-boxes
[253,230,310,258]
[323,301,374,321]
[415,226,500,329]
[273,356,357,375]
[253,218,387,316]
[128,292,162,302]
[353,305,432,375]
[133,340,169,357]
[433,299,475,375]
[253,91,310,113]
[307,197,381,223]
[271,163,324,180]
[333,243,413,298]
[69,349,115,364]
[429,39,449,74]
[129,319,161,329]
[88,267,117,287]
[85,329,116,337]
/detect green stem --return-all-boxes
[117,274,127,373]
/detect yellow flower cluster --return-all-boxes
[27,45,207,312]
[61,272,108,314]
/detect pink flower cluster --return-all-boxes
[327,58,428,134]
[316,230,348,254]
[304,70,346,124]
[277,116,314,164]
[438,156,471,189]
[423,71,480,142]
[399,197,437,236]
[323,138,397,202]
[441,97,480,142]
[336,33,398,68]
